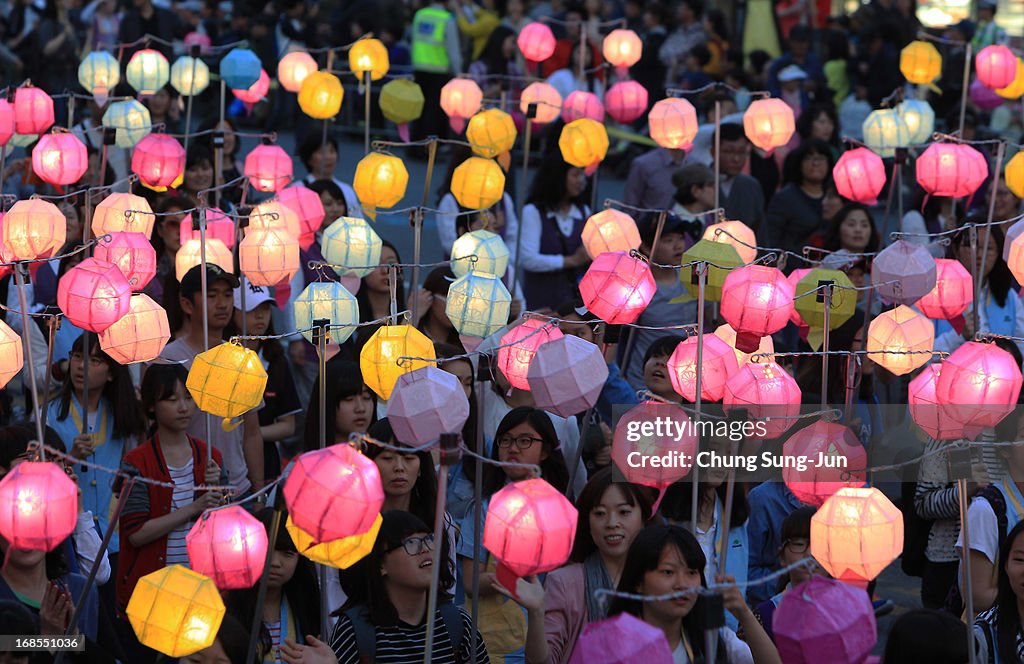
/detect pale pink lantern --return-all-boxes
[612,401,697,492]
[440,79,483,134]
[811,487,903,587]
[916,143,988,198]
[91,192,156,238]
[569,612,673,664]
[773,576,877,664]
[3,199,66,261]
[483,478,578,578]
[915,258,973,320]
[720,265,795,353]
[743,98,795,154]
[520,82,563,125]
[94,232,158,290]
[14,87,54,135]
[605,81,648,124]
[935,341,1023,438]
[239,227,299,286]
[186,505,268,589]
[131,133,186,189]
[276,185,326,250]
[723,361,802,440]
[832,147,886,205]
[865,305,934,376]
[184,31,212,54]
[527,335,609,418]
[871,240,936,306]
[602,29,643,72]
[517,22,557,65]
[702,219,757,264]
[666,335,739,402]
[976,44,1018,89]
[244,144,293,192]
[970,78,1004,110]
[578,251,656,325]
[783,421,867,506]
[283,443,385,542]
[180,208,236,249]
[648,98,699,150]
[98,293,171,364]
[388,366,470,446]
[57,257,133,333]
[562,91,605,123]
[0,319,23,387]
[32,132,88,186]
[497,319,564,391]
[908,364,962,441]
[232,69,270,104]
[581,209,641,258]
[0,462,78,552]
[0,100,14,146]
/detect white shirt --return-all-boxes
[519,203,589,274]
[671,627,753,664]
[74,511,111,585]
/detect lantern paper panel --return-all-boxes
[186,505,268,590]
[900,40,941,84]
[679,239,743,303]
[132,133,186,190]
[231,69,270,104]
[562,91,605,124]
[605,81,648,124]
[380,79,425,131]
[935,341,1023,435]
[187,342,268,419]
[441,79,483,133]
[126,565,226,657]
[793,269,857,332]
[102,100,152,148]
[349,38,389,81]
[569,612,673,664]
[2,199,66,261]
[239,228,300,286]
[451,157,506,210]
[743,98,795,153]
[720,265,795,352]
[388,366,471,446]
[294,281,360,345]
[286,514,380,569]
[248,200,301,239]
[98,294,171,364]
[648,97,698,150]
[278,51,318,93]
[78,50,120,100]
[445,272,511,338]
[896,99,935,146]
[277,185,326,246]
[521,82,563,124]
[667,335,739,402]
[602,29,643,69]
[360,325,436,400]
[865,305,934,376]
[0,319,23,387]
[723,362,802,440]
[175,239,234,282]
[832,147,886,205]
[180,209,236,250]
[298,71,344,120]
[579,251,656,325]
[244,144,293,192]
[220,48,262,90]
[125,48,170,95]
[862,109,910,158]
[517,22,556,63]
[466,108,517,158]
[976,44,1018,89]
[915,258,973,320]
[915,143,988,198]
[170,56,211,96]
[57,258,132,333]
[13,87,54,136]
[0,100,13,146]
[527,335,609,418]
[714,323,774,366]
[559,119,609,175]
[322,216,383,279]
[997,58,1024,99]
[582,209,641,258]
[498,319,564,391]
[782,421,867,507]
[612,401,697,489]
[773,576,877,664]
[483,478,578,577]
[353,152,409,218]
[871,240,936,306]
[92,192,156,239]
[701,220,756,264]
[451,229,510,278]
[94,231,158,290]
[908,364,963,441]
[32,132,88,186]
[810,487,904,586]
[0,462,77,551]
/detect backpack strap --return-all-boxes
[342,606,375,664]
[439,603,465,661]
[979,484,1009,553]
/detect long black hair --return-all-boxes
[950,215,1012,307]
[364,418,439,527]
[822,202,881,254]
[476,25,516,77]
[139,363,191,435]
[995,520,1024,663]
[569,467,656,563]
[480,407,570,496]
[781,138,834,187]
[526,154,590,217]
[302,359,376,452]
[435,342,479,479]
[356,239,407,325]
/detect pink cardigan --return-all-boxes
[542,563,587,664]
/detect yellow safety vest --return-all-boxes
[412,6,452,73]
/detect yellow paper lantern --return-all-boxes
[379,79,425,127]
[0,319,23,388]
[187,342,268,419]
[98,294,170,364]
[451,156,505,210]
[451,229,510,278]
[349,38,389,81]
[2,199,67,261]
[794,268,857,331]
[278,50,318,93]
[715,323,774,365]
[466,109,516,158]
[997,58,1024,99]
[743,98,795,154]
[581,209,641,258]
[298,71,344,120]
[559,119,608,174]
[865,305,934,376]
[359,325,435,400]
[239,227,299,286]
[680,239,742,302]
[862,109,910,158]
[353,152,409,219]
[520,82,563,124]
[1007,151,1024,198]
[170,56,211,96]
[286,513,381,568]
[702,219,757,264]
[811,487,903,586]
[92,192,156,238]
[126,565,225,657]
[900,41,942,85]
[175,238,234,281]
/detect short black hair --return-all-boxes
[642,335,685,367]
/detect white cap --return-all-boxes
[234,279,275,311]
[778,65,808,83]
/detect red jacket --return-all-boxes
[114,434,223,613]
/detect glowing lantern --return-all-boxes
[278,185,326,248]
[977,44,1017,89]
[916,143,988,198]
[243,144,292,193]
[517,22,557,64]
[811,487,903,586]
[714,323,774,365]
[298,71,344,119]
[231,68,270,104]
[605,81,648,124]
[0,462,77,551]
[0,100,13,146]
[562,91,605,123]
[294,282,359,345]
[322,216,382,278]
[559,119,609,175]
[863,109,911,158]
[483,478,578,577]
[648,97,698,150]
[896,99,935,145]
[379,79,424,141]
[497,319,564,390]
[278,51,318,93]
[180,209,235,250]
[248,199,300,239]
[866,306,934,376]
[915,258,973,320]
[871,240,936,305]
[787,268,812,327]
[126,565,225,657]
[1008,233,1024,284]
[909,364,962,440]
[466,108,517,158]
[520,82,563,124]
[935,342,1023,435]
[187,342,268,421]
[132,133,186,190]
[389,366,471,445]
[239,228,299,286]
[612,401,696,490]
[170,56,211,96]
[353,152,408,219]
[175,239,234,281]
[94,232,158,289]
[445,272,511,338]
[126,48,169,95]
[451,229,509,278]
[527,335,608,418]
[997,58,1024,99]
[582,209,641,258]
[774,576,877,664]
[742,98,794,154]
[285,514,380,569]
[603,29,642,69]
[98,293,170,364]
[970,78,1004,110]
[102,100,152,147]
[451,156,505,210]
[832,148,886,205]
[32,132,88,186]
[360,325,435,400]
[1008,153,1024,199]
[0,320,23,387]
[900,40,942,85]
[349,38,389,81]
[92,192,155,238]
[78,51,120,101]
[701,219,756,264]
[783,421,867,506]
[793,269,857,331]
[570,612,675,664]
[2,199,65,261]
[723,361,802,440]
[219,48,261,90]
[680,239,743,302]
[667,334,739,402]
[720,265,795,352]
[14,87,54,135]
[186,506,268,589]
[441,79,483,134]
[57,258,132,333]
[579,251,656,325]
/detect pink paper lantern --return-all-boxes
[32,132,88,186]
[0,100,13,146]
[811,487,903,586]
[186,505,268,589]
[605,81,648,124]
[908,364,963,441]
[782,421,867,507]
[648,97,699,150]
[612,401,697,489]
[935,342,1023,437]
[578,251,656,325]
[832,147,886,205]
[569,612,673,664]
[970,78,1004,110]
[184,31,212,54]
[0,462,78,552]
[284,444,384,543]
[915,143,988,198]
[14,87,54,135]
[520,82,563,125]
[871,240,936,306]
[562,91,605,123]
[441,79,483,134]
[98,293,171,364]
[915,258,973,320]
[244,144,293,192]
[497,319,564,391]
[720,265,795,353]
[388,366,471,446]
[277,185,326,250]
[232,69,270,104]
[666,335,739,402]
[773,576,876,664]
[517,22,557,64]
[94,231,158,290]
[527,335,609,418]
[723,362,801,440]
[239,227,299,286]
[976,44,1017,89]
[131,133,186,189]
[2,199,65,261]
[180,208,236,250]
[57,257,133,333]
[743,98,795,154]
[92,192,156,238]
[483,478,578,577]
[787,268,813,327]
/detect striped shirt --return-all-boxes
[166,459,194,566]
[265,621,281,663]
[329,608,489,664]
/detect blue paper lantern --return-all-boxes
[445,273,511,338]
[220,49,262,91]
[322,217,383,278]
[102,100,152,148]
[293,282,360,345]
[78,51,120,99]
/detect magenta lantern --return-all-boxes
[186,505,268,589]
[283,443,384,543]
[935,342,1023,438]
[605,81,649,124]
[562,91,605,123]
[976,44,1017,89]
[231,69,270,104]
[569,612,673,664]
[578,251,656,325]
[483,478,578,577]
[94,232,158,290]
[908,364,963,441]
[720,265,795,353]
[277,185,326,250]
[14,87,54,135]
[612,401,697,490]
[970,78,1004,110]
[915,258,973,320]
[832,148,886,205]
[517,22,557,64]
[915,143,988,198]
[0,100,13,146]
[783,421,867,506]
[388,366,471,446]
[32,132,88,186]
[723,362,802,440]
[527,335,609,418]
[243,144,293,192]
[666,335,739,402]
[787,268,812,327]
[871,240,936,306]
[497,319,564,391]
[57,257,133,333]
[773,576,876,664]
[131,133,186,189]
[180,208,236,250]
[0,462,78,551]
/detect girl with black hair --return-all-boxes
[468,25,522,115]
[181,144,216,206]
[301,360,375,453]
[609,525,780,664]
[642,334,686,403]
[356,240,410,329]
[794,104,840,156]
[821,202,881,263]
[168,612,261,664]
[975,520,1024,663]
[146,195,192,303]
[763,139,834,264]
[197,117,243,207]
[297,134,363,218]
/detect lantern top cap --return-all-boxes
[180,263,239,298]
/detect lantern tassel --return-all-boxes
[221,417,243,432]
[950,313,966,335]
[585,160,600,177]
[397,122,411,143]
[734,331,763,354]
[450,117,466,134]
[650,486,668,515]
[497,151,511,172]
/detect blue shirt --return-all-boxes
[745,482,807,605]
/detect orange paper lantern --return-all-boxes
[865,305,934,376]
[702,219,757,266]
[648,98,698,150]
[559,119,608,175]
[278,51,318,92]
[349,38,389,81]
[811,487,903,586]
[239,227,299,286]
[743,98,795,154]
[92,192,155,238]
[3,199,66,260]
[602,29,642,69]
[98,293,171,364]
[520,82,563,124]
[582,209,641,258]
[175,238,234,281]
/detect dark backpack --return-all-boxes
[944,485,1008,616]
[344,603,466,664]
[900,479,933,578]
